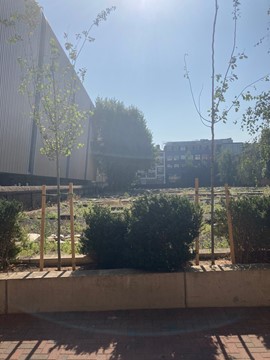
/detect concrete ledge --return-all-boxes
[186,267,270,307]
[6,270,185,313]
[1,265,270,314]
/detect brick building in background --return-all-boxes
[164,138,243,186]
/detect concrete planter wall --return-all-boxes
[0,265,270,314]
[186,266,270,307]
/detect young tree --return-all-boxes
[2,0,116,269]
[92,98,154,190]
[184,0,245,264]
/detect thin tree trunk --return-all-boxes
[210,0,218,265]
[56,149,61,271]
[210,123,215,265]
[51,60,61,270]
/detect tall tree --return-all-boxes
[93,98,154,190]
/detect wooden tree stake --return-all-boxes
[69,183,76,271]
[225,184,236,264]
[195,178,200,265]
[40,185,46,271]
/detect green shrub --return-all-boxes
[81,205,129,269]
[81,195,202,272]
[128,194,203,272]
[215,196,270,263]
[0,199,23,270]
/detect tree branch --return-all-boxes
[215,0,238,114]
[184,54,209,125]
[222,74,270,118]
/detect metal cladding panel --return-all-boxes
[0,0,95,182]
[67,89,93,180]
[0,0,42,174]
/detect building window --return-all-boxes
[180,146,186,151]
[174,155,179,161]
[194,154,200,160]
[156,157,164,165]
[180,155,186,160]
[167,156,173,161]
[202,154,208,160]
[148,170,156,177]
[167,164,172,168]
[174,164,179,168]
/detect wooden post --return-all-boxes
[195,178,200,265]
[40,185,46,271]
[225,184,236,264]
[69,183,76,271]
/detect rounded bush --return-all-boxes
[215,195,270,263]
[81,205,129,269]
[0,199,22,270]
[128,194,202,272]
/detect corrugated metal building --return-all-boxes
[0,0,96,185]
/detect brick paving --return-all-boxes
[0,307,270,359]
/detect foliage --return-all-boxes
[170,162,215,188]
[236,142,263,186]
[81,195,202,272]
[239,9,270,143]
[128,194,202,272]
[215,196,270,263]
[19,238,82,258]
[81,205,129,269]
[242,91,270,135]
[92,98,154,190]
[0,200,23,270]
[259,128,270,179]
[217,150,238,186]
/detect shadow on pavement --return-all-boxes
[0,308,270,360]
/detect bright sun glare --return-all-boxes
[127,0,166,14]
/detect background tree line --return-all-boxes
[217,128,270,187]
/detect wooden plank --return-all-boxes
[225,184,236,264]
[69,183,76,271]
[195,178,200,265]
[40,185,46,271]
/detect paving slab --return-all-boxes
[0,307,269,359]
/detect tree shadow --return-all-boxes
[0,308,269,360]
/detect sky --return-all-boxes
[37,0,270,147]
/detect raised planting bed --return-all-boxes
[0,264,270,314]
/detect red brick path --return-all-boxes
[0,308,270,359]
